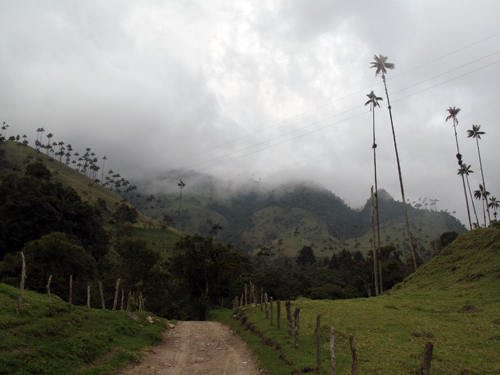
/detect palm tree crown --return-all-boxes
[467,124,485,139]
[370,55,395,76]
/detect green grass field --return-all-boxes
[213,227,500,374]
[0,283,167,375]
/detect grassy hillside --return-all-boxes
[0,141,155,226]
[0,283,168,375]
[213,227,500,374]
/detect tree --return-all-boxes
[293,227,300,252]
[171,234,243,319]
[446,106,472,229]
[371,54,417,271]
[210,222,223,240]
[177,180,186,220]
[488,196,499,222]
[365,90,383,294]
[467,124,491,223]
[296,246,316,266]
[474,184,490,227]
[458,163,479,227]
[22,232,97,305]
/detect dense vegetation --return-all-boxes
[0,140,468,322]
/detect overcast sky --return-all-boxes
[1,0,499,228]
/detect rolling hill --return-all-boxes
[128,170,467,260]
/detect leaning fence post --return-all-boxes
[112,278,121,311]
[16,252,26,315]
[294,307,300,349]
[99,281,105,310]
[286,300,292,337]
[47,275,53,313]
[69,275,73,307]
[420,342,434,375]
[349,334,358,375]
[330,326,336,375]
[316,315,321,370]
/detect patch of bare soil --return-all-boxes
[119,321,262,375]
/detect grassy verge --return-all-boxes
[212,228,500,374]
[0,283,167,375]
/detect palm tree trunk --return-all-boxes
[370,187,379,296]
[454,123,472,229]
[382,75,417,272]
[465,175,479,226]
[372,107,383,294]
[476,139,491,223]
[460,173,472,229]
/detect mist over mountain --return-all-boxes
[128,169,466,259]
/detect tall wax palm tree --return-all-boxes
[177,180,186,220]
[370,54,417,271]
[365,90,383,294]
[101,156,107,183]
[488,196,499,222]
[467,124,491,223]
[474,184,490,227]
[294,227,300,253]
[446,106,472,229]
[458,163,479,227]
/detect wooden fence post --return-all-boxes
[270,297,273,325]
[330,326,336,375]
[47,275,53,313]
[316,315,321,370]
[240,293,244,307]
[264,293,269,318]
[349,334,358,375]
[286,300,292,337]
[245,283,248,306]
[294,307,300,349]
[250,280,255,305]
[112,278,121,311]
[139,292,144,311]
[99,281,105,310]
[16,252,26,315]
[261,288,263,311]
[69,275,73,306]
[121,289,124,310]
[420,342,434,375]
[87,285,91,310]
[277,300,281,330]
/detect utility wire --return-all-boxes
[167,31,500,167]
[180,58,500,175]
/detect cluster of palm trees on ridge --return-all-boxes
[446,108,498,228]
[367,55,499,295]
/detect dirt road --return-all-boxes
[119,321,262,375]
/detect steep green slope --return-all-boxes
[0,283,167,375]
[0,141,155,225]
[214,226,500,374]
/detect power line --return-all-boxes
[180,58,499,175]
[167,31,500,168]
